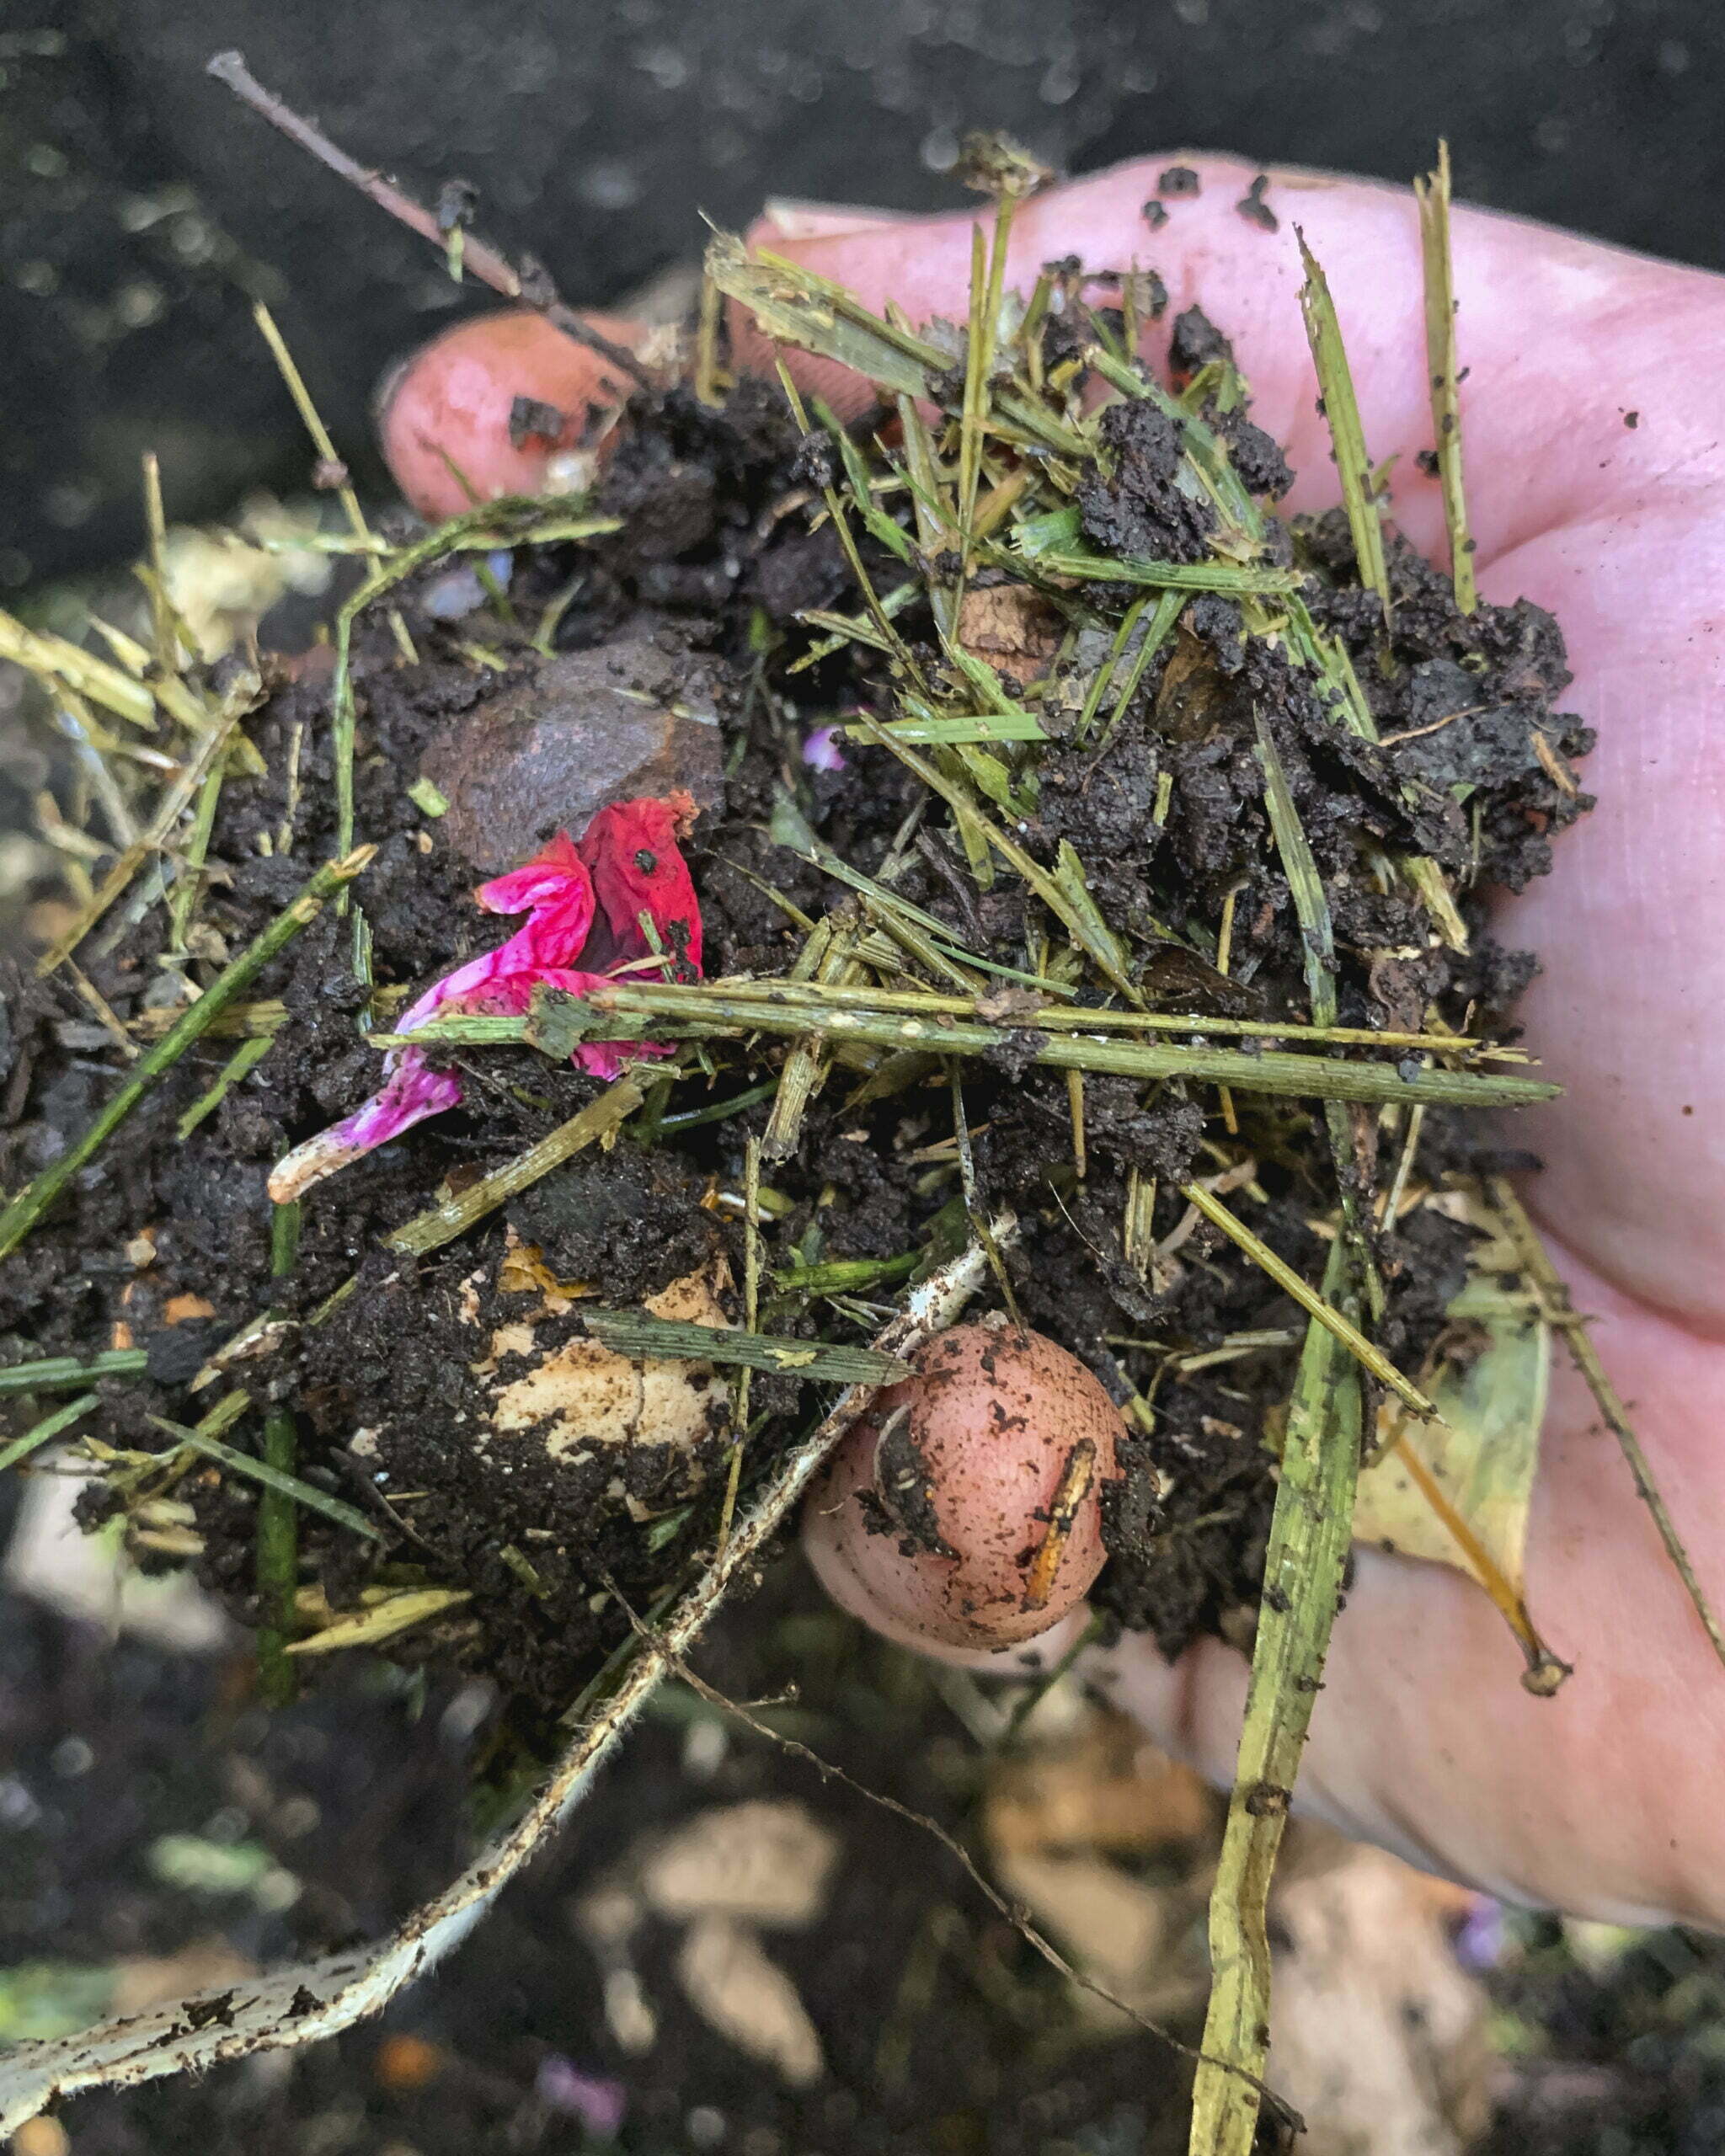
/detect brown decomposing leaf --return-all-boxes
[956,583,1063,685]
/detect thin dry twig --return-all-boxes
[1490,1176,1725,1674]
[206,51,651,390]
[618,1599,1298,2133]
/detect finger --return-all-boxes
[1094,1235,1725,1927]
[376,307,649,519]
[743,152,1725,572]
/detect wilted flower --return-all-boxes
[268,792,701,1203]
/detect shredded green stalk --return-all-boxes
[0,1349,149,1399]
[152,1398,383,1544]
[175,1033,275,1140]
[1188,1244,1359,2156]
[1254,715,1383,1320]
[1414,142,1478,611]
[580,1310,911,1385]
[255,1199,303,1705]
[1296,233,1391,625]
[0,1390,99,1476]
[485,983,1557,1113]
[385,1074,648,1257]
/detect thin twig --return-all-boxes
[206,51,651,390]
[1490,1175,1725,1674]
[618,1598,1295,2128]
[718,1134,763,1551]
[0,1233,1012,2138]
[1183,1176,1562,1682]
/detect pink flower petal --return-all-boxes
[803,723,848,773]
[574,792,702,979]
[267,802,704,1201]
[266,1049,461,1203]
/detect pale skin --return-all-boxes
[387,153,1725,1929]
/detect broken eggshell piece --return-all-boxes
[468,1250,734,1520]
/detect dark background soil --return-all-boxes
[4,0,1725,590]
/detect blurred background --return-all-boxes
[8,7,1725,2153]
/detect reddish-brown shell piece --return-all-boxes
[804,1318,1123,1651]
[377,308,643,518]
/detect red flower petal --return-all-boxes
[574,791,703,979]
[267,799,702,1201]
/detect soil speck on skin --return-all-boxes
[1236,173,1279,231]
[1159,164,1202,196]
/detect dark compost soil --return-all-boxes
[0,305,1591,1737]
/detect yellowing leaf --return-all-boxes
[1356,1271,1550,1592]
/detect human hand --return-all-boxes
[381,154,1725,1928]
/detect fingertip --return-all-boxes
[1079,1626,1249,1786]
[376,307,647,519]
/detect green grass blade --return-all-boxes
[1296,234,1391,625]
[1414,142,1477,611]
[1188,1241,1360,2155]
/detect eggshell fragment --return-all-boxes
[377,308,645,519]
[473,1260,731,1513]
[804,1317,1123,1650]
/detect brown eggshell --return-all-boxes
[804,1319,1122,1651]
[377,308,644,519]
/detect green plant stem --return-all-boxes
[1414,141,1477,611]
[399,990,1559,1116]
[0,1391,99,1475]
[0,847,374,1263]
[1297,232,1391,626]
[255,1200,302,1705]
[0,1350,149,1399]
[384,1074,647,1257]
[1255,714,1384,1320]
[152,1398,383,1543]
[1188,1245,1359,2156]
